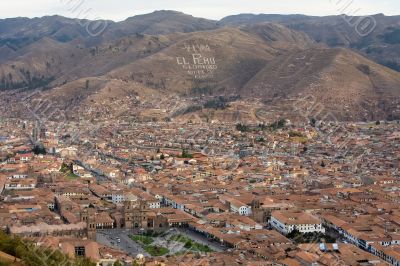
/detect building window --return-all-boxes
[75,246,85,257]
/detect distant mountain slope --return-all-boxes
[219,14,316,25]
[1,11,400,121]
[109,10,217,36]
[241,23,315,50]
[0,45,17,63]
[0,16,102,48]
[0,33,181,90]
[0,11,217,50]
[2,12,399,72]
[243,48,400,120]
[220,13,400,72]
[95,27,400,120]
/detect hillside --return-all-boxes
[109,10,218,36]
[220,13,400,72]
[0,11,400,122]
[0,11,217,50]
[241,23,315,50]
[107,28,279,94]
[0,11,218,91]
[243,48,400,121]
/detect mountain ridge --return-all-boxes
[0,11,400,122]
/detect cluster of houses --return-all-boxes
[0,118,399,265]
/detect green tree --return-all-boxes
[0,231,95,265]
[180,149,193,159]
[310,117,317,127]
[33,144,46,155]
[236,123,249,132]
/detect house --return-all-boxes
[370,244,400,266]
[89,184,111,201]
[270,211,325,235]
[60,147,78,157]
[147,199,161,209]
[58,239,101,262]
[15,153,33,162]
[322,214,400,251]
[7,173,28,179]
[163,195,186,210]
[219,195,252,216]
[4,178,36,190]
[111,190,125,204]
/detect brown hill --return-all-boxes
[106,28,275,94]
[0,33,181,90]
[0,45,17,63]
[0,11,221,90]
[220,13,400,72]
[107,25,315,95]
[102,27,400,121]
[241,23,315,50]
[243,48,400,121]
[1,12,400,122]
[0,11,217,50]
[2,12,400,72]
[0,16,99,48]
[108,10,217,36]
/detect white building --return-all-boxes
[4,179,36,190]
[147,200,161,209]
[219,195,252,216]
[7,174,28,179]
[112,192,125,204]
[232,204,252,216]
[270,211,325,235]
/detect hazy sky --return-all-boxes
[0,0,399,21]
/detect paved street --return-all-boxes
[97,229,149,257]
